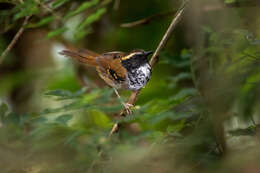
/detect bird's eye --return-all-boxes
[114,54,121,59]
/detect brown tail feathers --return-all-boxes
[59,50,99,66]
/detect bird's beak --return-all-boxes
[144,51,153,56]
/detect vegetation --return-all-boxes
[0,0,260,172]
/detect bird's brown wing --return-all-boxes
[78,49,100,58]
[96,53,127,83]
[59,49,99,66]
[60,49,128,87]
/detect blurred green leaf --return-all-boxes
[64,0,99,19]
[161,52,191,68]
[100,104,122,113]
[51,0,70,8]
[170,112,194,121]
[89,109,111,129]
[229,126,256,136]
[173,88,197,101]
[13,0,39,21]
[27,16,54,28]
[45,89,72,97]
[55,114,73,125]
[2,112,21,125]
[77,7,106,31]
[47,27,67,38]
[74,28,93,40]
[167,119,185,133]
[82,90,101,103]
[168,72,192,89]
[40,101,90,115]
[0,103,8,120]
[32,116,48,124]
[148,111,173,124]
[225,0,236,3]
[64,130,85,145]
[171,72,192,82]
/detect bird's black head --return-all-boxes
[121,50,153,70]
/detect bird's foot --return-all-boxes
[122,103,133,115]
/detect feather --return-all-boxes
[59,50,98,66]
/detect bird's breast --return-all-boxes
[126,63,152,90]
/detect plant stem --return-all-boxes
[0,16,30,64]
[109,0,189,136]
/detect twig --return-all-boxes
[109,123,119,137]
[109,0,189,136]
[87,150,103,173]
[149,3,186,67]
[113,0,120,11]
[120,10,175,28]
[224,0,260,7]
[191,144,218,169]
[34,0,63,21]
[0,15,30,64]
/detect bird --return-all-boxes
[59,49,153,114]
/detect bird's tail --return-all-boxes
[59,49,99,66]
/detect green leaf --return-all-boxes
[51,0,70,8]
[167,119,185,133]
[47,27,67,38]
[45,88,88,100]
[27,16,54,28]
[40,100,90,115]
[64,0,99,19]
[90,110,111,128]
[13,0,39,21]
[0,103,8,120]
[82,90,101,103]
[33,116,48,124]
[229,126,256,136]
[160,53,190,68]
[148,111,173,124]
[172,88,197,101]
[74,28,93,40]
[225,0,236,4]
[55,114,73,125]
[77,7,106,31]
[169,72,192,85]
[64,130,85,145]
[100,105,122,113]
[169,112,194,121]
[45,89,72,97]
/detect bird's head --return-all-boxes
[121,50,153,69]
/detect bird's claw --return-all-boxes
[123,103,133,115]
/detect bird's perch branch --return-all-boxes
[109,1,189,136]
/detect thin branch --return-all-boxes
[113,0,120,11]
[0,15,30,64]
[225,0,260,7]
[109,0,189,136]
[120,10,175,28]
[149,4,186,67]
[109,123,119,137]
[34,0,63,21]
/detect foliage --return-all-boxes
[1,0,260,172]
[0,0,110,40]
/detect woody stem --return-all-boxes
[109,0,190,136]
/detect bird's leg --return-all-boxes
[113,88,133,115]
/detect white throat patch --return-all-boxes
[127,63,152,90]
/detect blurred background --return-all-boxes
[1,0,260,172]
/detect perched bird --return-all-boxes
[59,49,153,114]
